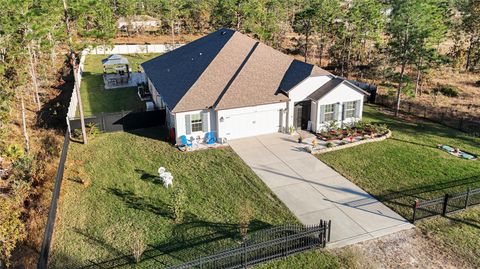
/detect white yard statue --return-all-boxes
[158,167,173,188]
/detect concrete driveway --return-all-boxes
[229,133,413,248]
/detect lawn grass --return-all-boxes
[50,127,307,268]
[418,207,480,267]
[317,104,480,219]
[79,53,161,116]
[317,104,480,266]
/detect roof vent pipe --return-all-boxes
[221,31,227,35]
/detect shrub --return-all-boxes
[170,186,187,223]
[131,230,146,263]
[475,80,480,87]
[326,142,334,148]
[3,144,24,159]
[326,121,339,132]
[87,123,101,138]
[238,200,253,238]
[433,85,459,97]
[0,197,26,267]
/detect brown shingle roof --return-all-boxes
[142,29,331,113]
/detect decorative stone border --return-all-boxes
[309,130,392,154]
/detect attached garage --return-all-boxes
[217,103,286,140]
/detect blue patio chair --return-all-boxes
[205,132,216,145]
[180,135,192,147]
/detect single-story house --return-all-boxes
[141,28,368,143]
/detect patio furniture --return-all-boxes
[180,135,192,147]
[205,132,216,145]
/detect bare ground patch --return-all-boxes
[333,229,472,269]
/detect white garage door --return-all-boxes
[223,109,282,140]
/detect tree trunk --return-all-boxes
[395,62,406,117]
[466,36,474,71]
[27,45,41,111]
[414,68,421,97]
[171,20,175,46]
[318,28,324,66]
[20,93,30,153]
[48,33,56,70]
[304,28,310,63]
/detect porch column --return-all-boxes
[286,100,294,133]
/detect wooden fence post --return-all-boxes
[459,117,464,131]
[442,194,449,216]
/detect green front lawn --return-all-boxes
[51,127,310,268]
[318,104,480,218]
[317,104,480,266]
[79,53,161,116]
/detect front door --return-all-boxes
[294,101,311,130]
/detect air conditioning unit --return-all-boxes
[146,101,155,111]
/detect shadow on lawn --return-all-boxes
[127,126,171,142]
[446,215,480,230]
[134,168,161,184]
[71,187,272,268]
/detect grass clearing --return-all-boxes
[317,104,480,266]
[50,127,307,268]
[79,53,160,116]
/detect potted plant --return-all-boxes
[312,138,318,149]
[298,134,304,143]
[289,126,296,135]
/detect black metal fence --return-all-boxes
[412,188,480,223]
[376,95,480,135]
[69,109,166,133]
[37,131,70,269]
[164,220,331,269]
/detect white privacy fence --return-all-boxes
[65,44,183,131]
[86,43,183,55]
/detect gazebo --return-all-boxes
[102,54,131,89]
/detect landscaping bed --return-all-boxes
[302,121,391,154]
[50,127,309,268]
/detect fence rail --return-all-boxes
[164,220,331,269]
[37,131,70,269]
[376,95,480,135]
[412,188,480,223]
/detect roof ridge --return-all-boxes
[212,41,260,109]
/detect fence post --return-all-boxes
[327,220,331,243]
[101,112,106,132]
[465,188,471,209]
[459,117,464,131]
[412,199,419,223]
[242,238,247,269]
[442,194,449,216]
